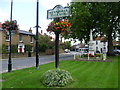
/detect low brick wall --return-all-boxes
[1,53,35,59]
[1,49,64,59]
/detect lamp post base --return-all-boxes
[36,66,39,70]
[8,63,12,72]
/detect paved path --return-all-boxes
[0,53,74,73]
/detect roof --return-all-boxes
[0,29,35,36]
[19,30,35,36]
[95,36,101,40]
[95,36,107,42]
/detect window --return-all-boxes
[19,35,23,42]
[30,36,33,43]
[96,41,98,45]
[6,46,10,52]
[6,35,10,41]
[103,42,106,46]
[96,47,98,52]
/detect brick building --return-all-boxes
[0,28,35,53]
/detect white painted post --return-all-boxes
[74,54,76,60]
[88,52,89,60]
[103,53,106,60]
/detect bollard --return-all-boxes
[74,54,76,60]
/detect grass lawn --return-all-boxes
[1,56,119,88]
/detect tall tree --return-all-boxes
[70,2,120,55]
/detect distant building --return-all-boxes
[88,30,108,55]
[89,36,108,53]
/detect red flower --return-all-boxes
[0,23,2,28]
[62,29,65,31]
[64,19,68,21]
[67,23,71,26]
[50,36,52,39]
[56,27,60,30]
[62,25,66,27]
[60,21,62,23]
[47,29,50,32]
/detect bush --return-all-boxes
[2,44,7,54]
[11,44,17,53]
[81,53,94,57]
[39,43,48,52]
[95,53,102,57]
[2,44,17,54]
[41,69,73,87]
[25,45,32,52]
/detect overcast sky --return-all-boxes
[0,0,71,34]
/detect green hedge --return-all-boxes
[25,45,32,52]
[2,44,17,54]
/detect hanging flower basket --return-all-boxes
[2,20,19,34]
[47,19,71,35]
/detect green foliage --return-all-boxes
[64,41,71,49]
[11,44,17,53]
[70,2,120,54]
[25,45,32,52]
[41,69,73,87]
[0,45,2,53]
[39,42,48,52]
[95,53,102,57]
[2,44,7,54]
[38,34,54,52]
[2,44,17,54]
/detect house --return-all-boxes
[88,30,108,55]
[90,36,108,53]
[0,27,35,53]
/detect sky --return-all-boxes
[0,0,71,35]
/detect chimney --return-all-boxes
[29,27,32,33]
[41,30,43,34]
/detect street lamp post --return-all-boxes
[35,0,40,70]
[8,0,13,72]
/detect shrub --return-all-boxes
[39,42,48,52]
[2,44,7,54]
[2,44,17,54]
[25,44,32,52]
[41,69,73,87]
[81,53,95,57]
[95,53,102,57]
[11,44,17,53]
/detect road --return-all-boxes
[0,53,74,73]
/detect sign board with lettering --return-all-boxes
[47,5,70,19]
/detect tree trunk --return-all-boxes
[107,28,114,56]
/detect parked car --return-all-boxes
[113,49,120,55]
[64,49,70,53]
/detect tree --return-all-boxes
[70,2,120,55]
[38,34,54,52]
[95,2,120,56]
[64,41,71,49]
